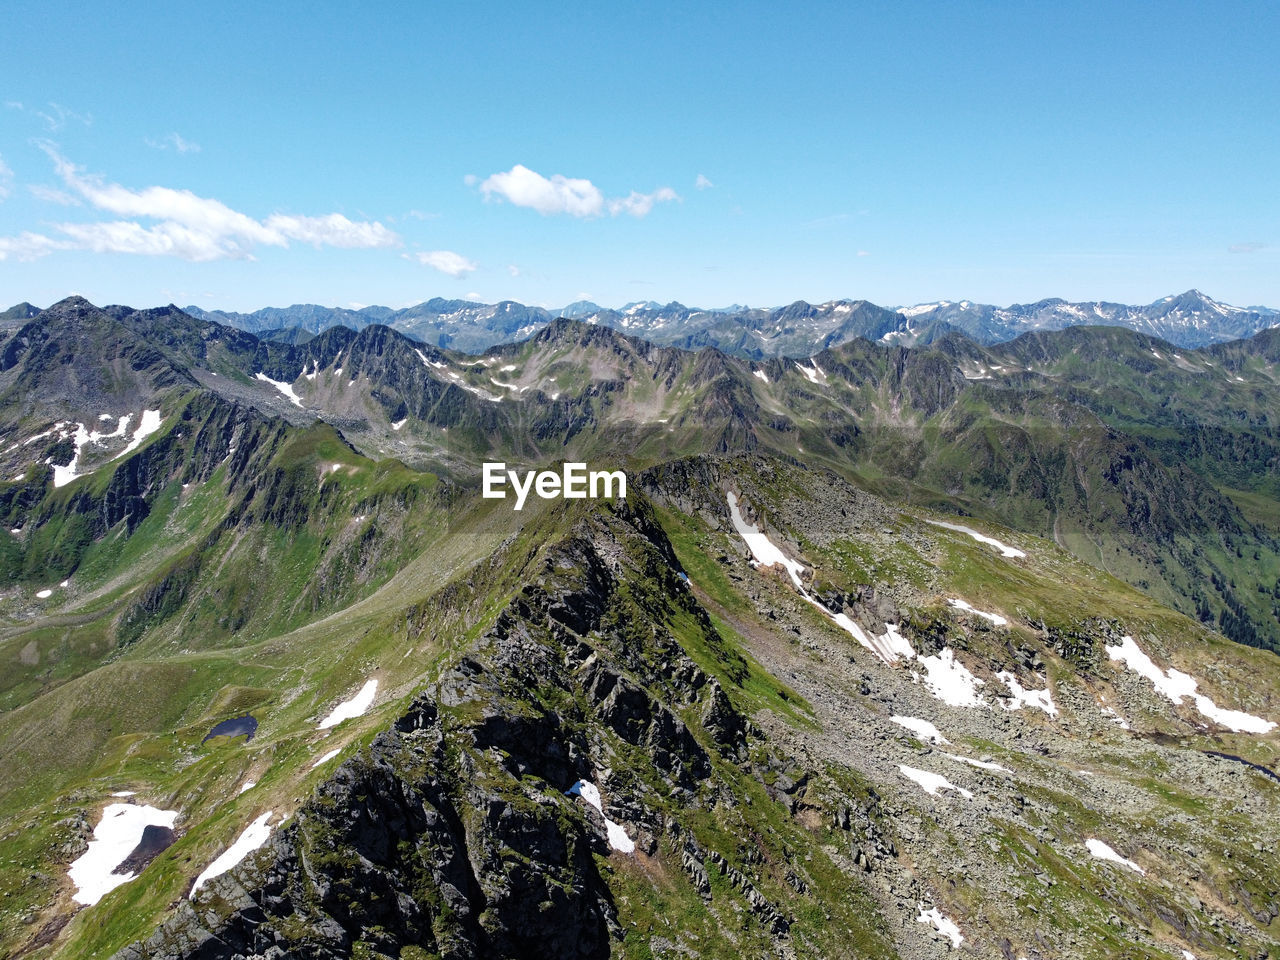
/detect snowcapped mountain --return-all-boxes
[76,288,1280,359]
[895,289,1278,348]
[3,297,1280,960]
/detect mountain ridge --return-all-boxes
[1,297,1278,960]
[127,288,1280,357]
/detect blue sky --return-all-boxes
[2,1,1277,312]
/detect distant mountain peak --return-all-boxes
[40,287,1274,360]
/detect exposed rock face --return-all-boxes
[114,500,767,960]
[113,825,177,876]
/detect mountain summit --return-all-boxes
[0,299,1277,960]
[168,289,1280,358]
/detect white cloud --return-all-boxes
[1229,242,1265,254]
[0,231,70,261]
[507,264,520,277]
[55,220,245,261]
[145,133,202,154]
[43,145,280,248]
[479,164,680,219]
[0,147,400,262]
[857,250,870,257]
[695,174,713,190]
[481,164,604,217]
[608,187,680,218]
[409,250,477,276]
[28,184,80,205]
[35,102,92,132]
[0,156,11,200]
[265,213,398,249]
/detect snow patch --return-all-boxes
[917,906,964,948]
[1085,838,1144,874]
[725,495,984,708]
[794,361,825,385]
[927,519,1026,558]
[311,749,341,769]
[891,715,949,744]
[319,679,378,729]
[996,671,1057,716]
[238,781,256,795]
[191,812,275,894]
[391,418,407,431]
[727,492,806,589]
[118,410,162,459]
[567,780,634,853]
[851,619,916,665]
[947,598,1008,626]
[899,765,973,799]
[944,753,1010,773]
[53,415,135,487]
[916,648,986,708]
[1105,636,1275,733]
[254,373,303,407]
[1100,705,1130,729]
[68,802,179,906]
[36,588,52,598]
[111,791,136,798]
[753,369,769,383]
[414,348,447,369]
[900,302,945,317]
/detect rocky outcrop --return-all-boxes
[113,499,779,960]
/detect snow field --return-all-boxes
[1084,838,1144,874]
[311,748,341,769]
[254,373,303,407]
[727,492,806,589]
[898,765,973,799]
[191,812,276,894]
[917,906,964,948]
[996,671,1058,716]
[49,410,162,487]
[947,597,1008,627]
[1105,636,1275,734]
[318,678,378,729]
[927,519,1026,559]
[567,779,635,853]
[68,802,179,905]
[890,715,949,744]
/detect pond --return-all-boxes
[202,714,258,743]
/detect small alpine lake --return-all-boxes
[201,714,258,744]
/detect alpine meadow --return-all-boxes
[1,4,1279,960]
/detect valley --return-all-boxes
[0,299,1276,960]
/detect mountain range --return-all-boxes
[142,289,1280,357]
[0,296,1277,960]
